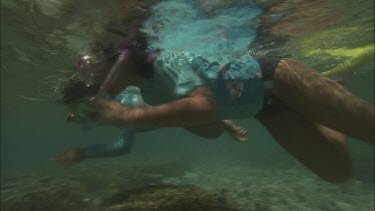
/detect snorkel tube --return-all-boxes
[96,50,129,99]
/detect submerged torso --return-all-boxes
[141,51,264,119]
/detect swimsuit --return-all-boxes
[83,0,284,158]
[142,0,285,119]
[141,51,265,119]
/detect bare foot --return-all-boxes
[222,120,248,142]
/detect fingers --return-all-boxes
[237,137,248,142]
[235,131,249,142]
[230,128,249,142]
[238,128,247,136]
[232,125,248,142]
[222,120,249,142]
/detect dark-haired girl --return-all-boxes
[54,82,248,166]
[55,1,373,183]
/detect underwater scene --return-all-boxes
[1,0,374,211]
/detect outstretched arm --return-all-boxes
[94,86,217,128]
[52,126,156,165]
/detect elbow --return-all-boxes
[198,97,215,113]
[193,97,216,119]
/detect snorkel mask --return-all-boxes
[66,49,130,124]
[77,48,130,96]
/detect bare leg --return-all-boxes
[256,109,352,183]
[273,59,374,143]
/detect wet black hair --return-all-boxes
[60,76,100,104]
[60,9,156,104]
[114,28,155,79]
[80,26,155,78]
[93,20,155,79]
[60,34,155,104]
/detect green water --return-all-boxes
[1,0,374,211]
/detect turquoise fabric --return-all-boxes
[141,51,264,119]
[142,0,265,119]
[141,51,205,106]
[83,0,266,158]
[143,0,262,62]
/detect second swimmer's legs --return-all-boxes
[256,109,352,183]
[273,59,374,143]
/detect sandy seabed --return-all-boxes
[1,156,374,211]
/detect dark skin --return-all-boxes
[53,85,248,165]
[53,52,373,183]
[52,119,248,165]
[85,58,373,183]
[91,59,373,140]
[49,0,373,183]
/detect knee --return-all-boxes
[319,158,353,184]
[313,126,353,183]
[322,166,353,184]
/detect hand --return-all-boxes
[222,120,248,142]
[51,148,85,166]
[92,99,132,125]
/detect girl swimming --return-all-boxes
[54,0,374,183]
[54,79,248,165]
